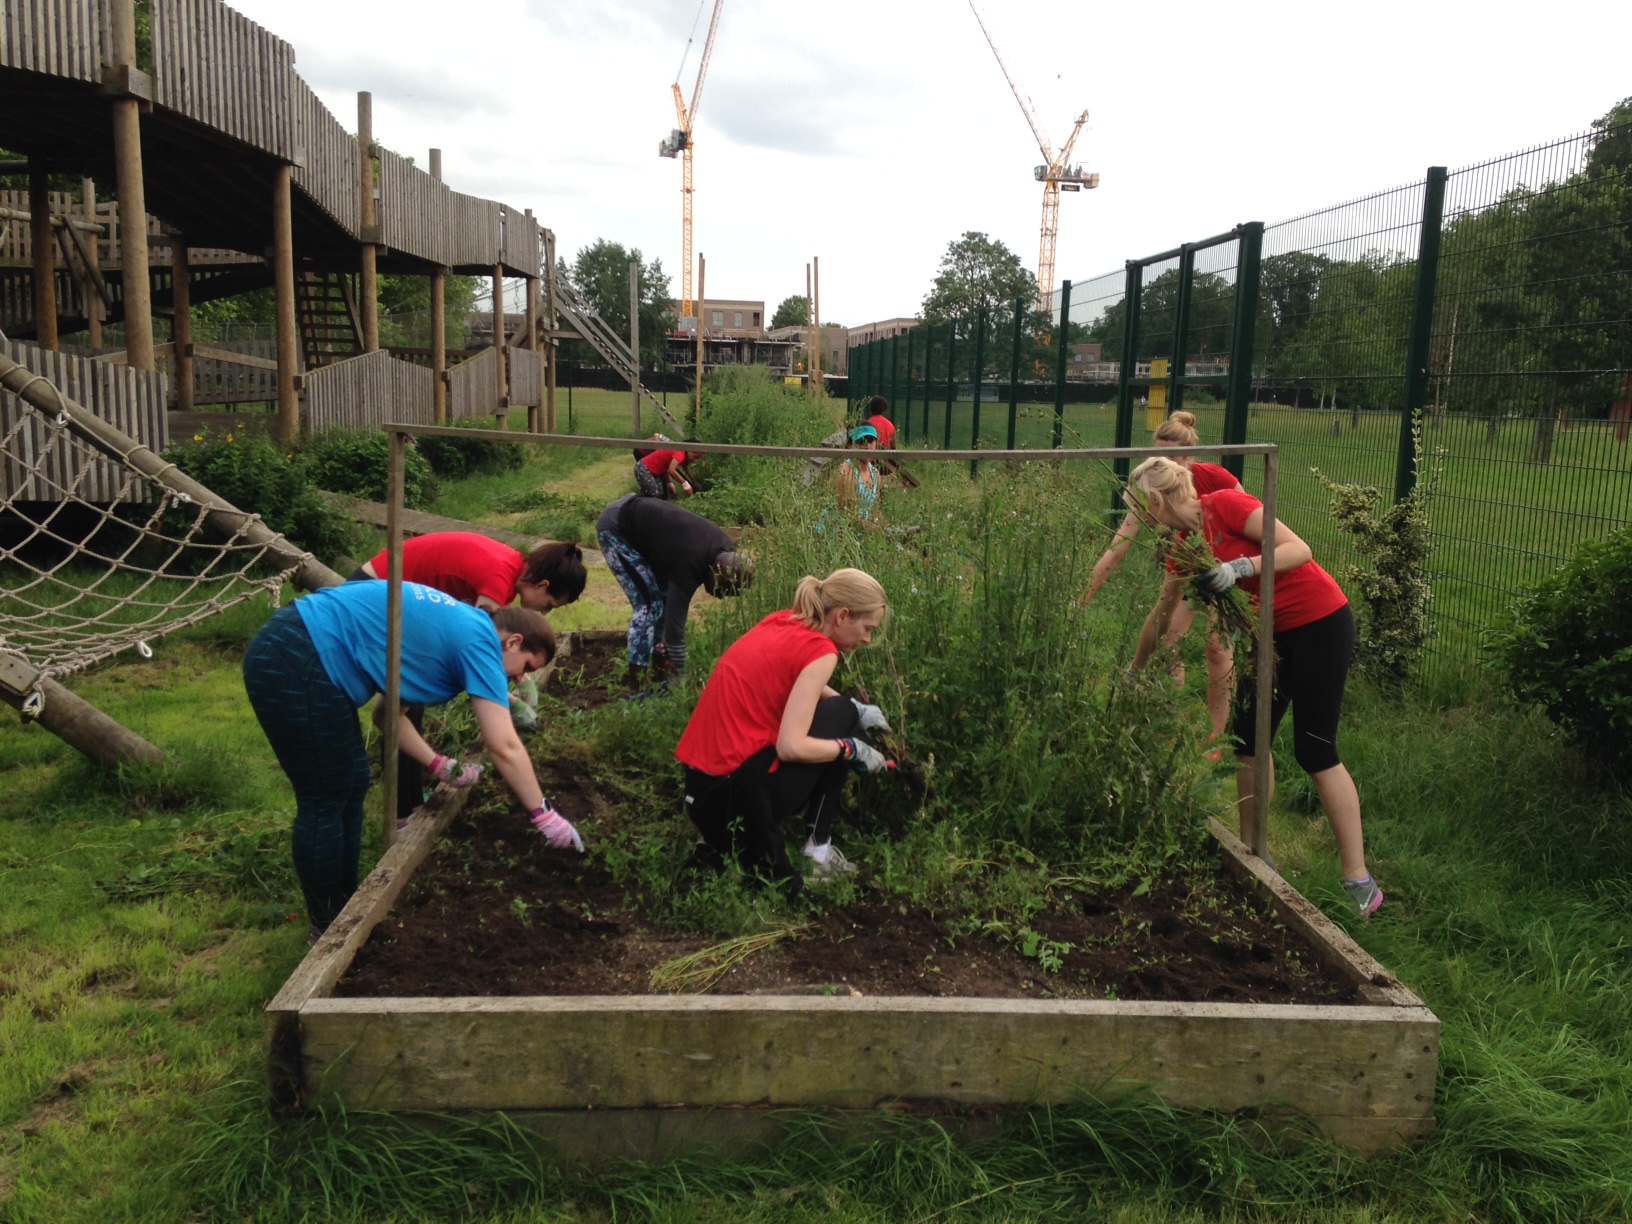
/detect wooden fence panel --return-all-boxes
[150,0,298,162]
[291,80,360,237]
[447,348,505,420]
[1,340,168,502]
[302,350,433,434]
[378,148,449,269]
[507,345,541,408]
[0,0,102,82]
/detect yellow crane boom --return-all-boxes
[967,1,1098,312]
[659,0,726,318]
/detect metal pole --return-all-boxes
[923,326,933,438]
[1397,166,1448,503]
[890,332,901,420]
[1112,263,1143,489]
[1007,297,1023,450]
[1168,246,1195,418]
[970,306,986,476]
[903,327,916,444]
[1052,280,1072,449]
[1251,448,1278,861]
[943,320,957,449]
[382,427,406,851]
[1221,223,1264,481]
[629,259,641,438]
[694,254,706,429]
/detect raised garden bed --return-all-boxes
[267,631,1439,1159]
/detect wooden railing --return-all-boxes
[0,339,168,501]
[150,0,301,162]
[303,349,433,434]
[0,0,104,83]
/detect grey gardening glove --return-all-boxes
[851,699,892,736]
[837,737,889,775]
[1195,556,1256,595]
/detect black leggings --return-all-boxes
[683,695,860,891]
[1232,604,1355,774]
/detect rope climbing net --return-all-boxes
[0,357,302,703]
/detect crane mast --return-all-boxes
[660,0,726,318]
[967,1,1098,312]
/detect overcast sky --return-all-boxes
[234,0,1629,327]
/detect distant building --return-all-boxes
[676,299,764,339]
[766,324,848,374]
[846,317,919,347]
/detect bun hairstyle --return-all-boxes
[488,605,556,664]
[792,567,888,631]
[1152,410,1199,446]
[520,541,587,604]
[1130,456,1198,517]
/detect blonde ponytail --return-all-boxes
[792,567,887,630]
[1153,410,1199,446]
[1130,456,1198,518]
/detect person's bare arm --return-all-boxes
[372,697,436,766]
[1131,573,1186,671]
[1080,515,1141,605]
[475,594,502,612]
[1240,508,1314,573]
[474,697,544,811]
[776,655,844,764]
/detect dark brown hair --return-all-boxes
[488,606,556,663]
[866,395,890,417]
[519,541,587,603]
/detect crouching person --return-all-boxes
[675,568,893,895]
[242,580,586,946]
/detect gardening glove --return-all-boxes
[510,676,539,731]
[851,699,892,736]
[531,804,585,852]
[836,737,889,775]
[430,754,484,788]
[1194,556,1256,596]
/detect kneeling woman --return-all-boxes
[675,568,893,894]
[1128,456,1382,916]
[243,581,586,943]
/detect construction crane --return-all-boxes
[967,1,1098,313]
[659,0,726,319]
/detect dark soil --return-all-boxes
[339,756,1356,1005]
[542,634,626,712]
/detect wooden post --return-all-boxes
[525,210,540,433]
[273,165,300,442]
[493,266,507,428]
[29,161,58,351]
[358,93,380,353]
[805,262,812,381]
[82,177,101,349]
[109,0,153,372]
[694,254,705,429]
[1251,450,1278,862]
[428,149,446,425]
[382,428,405,851]
[544,229,558,432]
[813,255,822,389]
[171,233,193,411]
[629,259,641,438]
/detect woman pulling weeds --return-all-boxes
[243,580,586,945]
[357,532,588,825]
[676,568,893,894]
[1127,456,1382,916]
[1082,411,1239,741]
[831,424,885,526]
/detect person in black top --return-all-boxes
[595,494,753,684]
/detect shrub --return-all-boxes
[690,366,841,525]
[1491,524,1632,777]
[164,434,355,563]
[417,433,525,481]
[299,430,437,508]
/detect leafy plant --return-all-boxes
[417,433,525,481]
[300,430,437,508]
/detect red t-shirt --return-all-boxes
[640,449,689,476]
[676,611,839,776]
[1201,488,1347,633]
[366,532,525,607]
[866,415,897,448]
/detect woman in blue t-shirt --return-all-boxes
[242,581,586,944]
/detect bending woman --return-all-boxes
[1127,456,1382,917]
[675,568,893,894]
[1082,411,1239,740]
[243,581,586,944]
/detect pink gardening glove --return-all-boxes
[531,804,585,852]
[430,754,483,788]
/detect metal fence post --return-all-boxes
[970,306,987,476]
[890,332,901,419]
[943,320,958,449]
[922,326,933,439]
[1169,247,1195,417]
[1007,296,1023,450]
[903,328,915,444]
[1113,263,1143,491]
[1397,166,1447,503]
[1053,280,1072,449]
[1222,222,1264,480]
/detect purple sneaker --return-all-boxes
[1343,876,1383,918]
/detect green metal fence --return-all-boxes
[847,119,1632,674]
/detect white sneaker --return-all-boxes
[804,842,857,882]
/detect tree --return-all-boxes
[921,232,1036,323]
[771,295,810,330]
[565,239,675,366]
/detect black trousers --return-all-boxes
[1232,604,1356,774]
[684,695,860,890]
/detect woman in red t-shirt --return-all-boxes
[676,568,892,895]
[634,444,696,500]
[1127,456,1381,917]
[1081,412,1239,740]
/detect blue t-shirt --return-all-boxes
[293,580,510,709]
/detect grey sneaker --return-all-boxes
[1343,876,1384,918]
[805,844,858,883]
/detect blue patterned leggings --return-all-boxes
[242,605,373,928]
[598,530,665,667]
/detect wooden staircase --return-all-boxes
[295,271,363,370]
